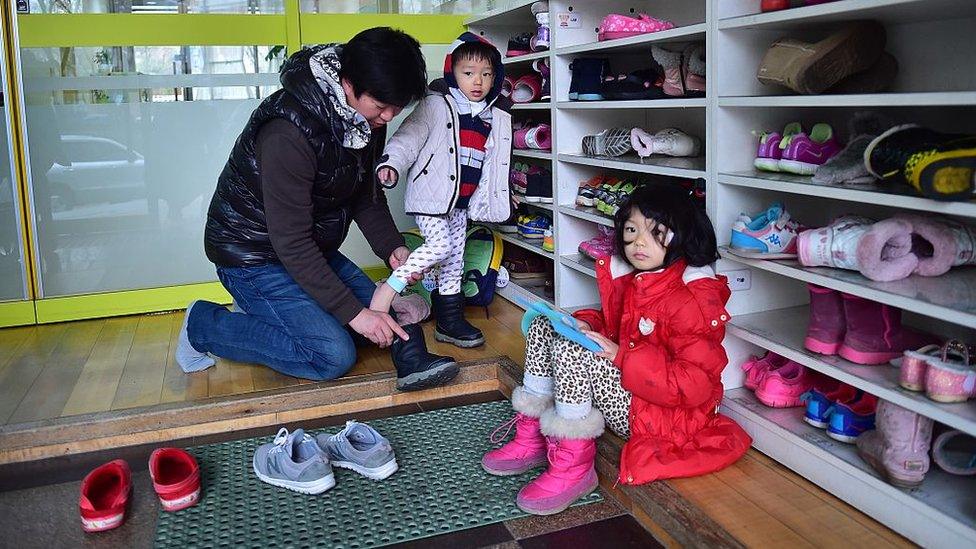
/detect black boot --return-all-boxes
[431,291,486,348]
[391,323,458,391]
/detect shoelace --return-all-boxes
[490,414,521,444]
[329,420,357,444]
[270,427,291,456]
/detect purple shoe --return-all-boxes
[778,123,842,175]
[754,122,801,172]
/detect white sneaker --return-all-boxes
[631,127,702,158]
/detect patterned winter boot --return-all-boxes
[482,387,552,475]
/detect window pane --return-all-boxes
[0,45,29,301]
[27,0,284,14]
[301,0,474,14]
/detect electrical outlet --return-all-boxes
[724,269,752,292]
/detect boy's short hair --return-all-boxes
[452,40,498,68]
[340,27,427,108]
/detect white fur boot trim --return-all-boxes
[512,386,554,418]
[540,407,605,440]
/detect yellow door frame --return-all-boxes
[1,5,463,325]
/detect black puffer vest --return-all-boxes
[204,46,385,267]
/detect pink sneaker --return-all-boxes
[482,387,551,475]
[578,226,614,261]
[924,341,976,403]
[898,344,941,391]
[805,284,846,355]
[597,13,674,41]
[755,361,816,408]
[777,123,843,176]
[517,409,603,516]
[754,122,801,172]
[741,351,789,391]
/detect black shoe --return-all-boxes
[431,291,486,348]
[391,323,458,391]
[568,57,610,101]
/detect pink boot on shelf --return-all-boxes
[856,399,933,488]
[805,284,846,355]
[923,341,976,403]
[482,387,551,476]
[755,361,816,408]
[741,351,790,391]
[516,408,603,516]
[838,294,934,365]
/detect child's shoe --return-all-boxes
[518,214,551,239]
[316,421,398,480]
[605,182,637,215]
[827,393,878,443]
[542,230,555,253]
[598,13,674,41]
[516,409,603,515]
[741,351,790,391]
[568,58,610,101]
[923,341,976,403]
[149,448,201,512]
[510,162,529,194]
[432,290,485,348]
[778,123,842,175]
[932,429,976,476]
[729,202,802,259]
[864,124,976,201]
[576,175,605,207]
[754,122,802,172]
[482,387,552,475]
[525,167,553,203]
[512,74,543,104]
[797,214,876,272]
[631,128,702,158]
[755,361,815,408]
[578,226,615,261]
[530,1,550,51]
[839,294,934,365]
[651,45,686,97]
[898,344,941,391]
[857,399,933,487]
[761,0,790,11]
[532,58,551,101]
[252,428,335,494]
[682,43,706,96]
[800,381,860,429]
[506,32,533,57]
[805,284,846,355]
[582,128,632,157]
[80,459,131,533]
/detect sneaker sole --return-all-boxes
[826,430,861,444]
[516,473,599,516]
[332,458,399,480]
[253,465,336,495]
[916,152,976,201]
[434,330,486,348]
[754,388,803,408]
[778,159,820,175]
[81,512,126,533]
[837,344,901,365]
[397,360,460,391]
[726,246,798,260]
[803,416,829,429]
[804,337,842,355]
[754,158,781,172]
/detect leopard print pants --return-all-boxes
[524,316,632,438]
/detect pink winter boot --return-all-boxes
[838,294,934,365]
[805,284,846,355]
[856,399,933,488]
[516,408,603,515]
[482,387,551,475]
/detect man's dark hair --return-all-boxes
[614,181,719,268]
[452,40,497,68]
[339,27,427,108]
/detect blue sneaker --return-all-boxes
[316,421,399,480]
[252,428,335,494]
[800,383,861,429]
[729,203,802,259]
[826,394,879,444]
[518,214,551,240]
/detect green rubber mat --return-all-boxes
[154,400,602,548]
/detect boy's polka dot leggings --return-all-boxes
[524,316,632,438]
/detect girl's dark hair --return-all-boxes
[613,181,719,268]
[340,27,428,108]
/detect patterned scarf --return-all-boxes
[308,44,371,150]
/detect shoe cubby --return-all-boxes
[464,1,976,543]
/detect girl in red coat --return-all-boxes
[483,182,751,515]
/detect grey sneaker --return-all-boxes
[316,421,399,480]
[252,428,335,494]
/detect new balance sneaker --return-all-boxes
[80,459,131,533]
[729,202,802,259]
[253,428,335,494]
[518,214,551,239]
[582,128,632,157]
[579,226,615,260]
[778,123,842,175]
[149,448,201,512]
[316,421,399,480]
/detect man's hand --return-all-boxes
[349,308,408,348]
[389,246,423,284]
[377,167,398,186]
[582,330,619,362]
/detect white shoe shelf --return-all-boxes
[467,0,976,545]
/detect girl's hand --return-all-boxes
[582,330,619,362]
[377,167,398,185]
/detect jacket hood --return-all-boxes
[442,32,505,108]
[279,45,336,129]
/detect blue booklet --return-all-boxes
[516,296,604,353]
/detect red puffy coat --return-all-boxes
[573,256,751,485]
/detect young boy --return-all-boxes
[373,33,512,348]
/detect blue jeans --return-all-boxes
[187,252,376,381]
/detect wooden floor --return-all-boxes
[0,296,908,546]
[0,299,528,426]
